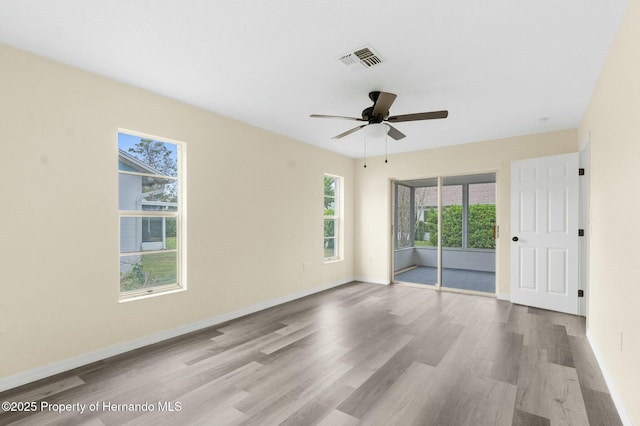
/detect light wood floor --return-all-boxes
[0,282,622,425]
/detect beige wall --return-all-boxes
[0,43,355,379]
[579,0,640,423]
[354,130,579,295]
[3,3,638,419]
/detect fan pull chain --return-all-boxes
[363,135,367,168]
[385,133,388,164]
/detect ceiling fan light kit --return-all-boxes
[362,123,389,138]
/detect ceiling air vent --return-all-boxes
[337,45,384,71]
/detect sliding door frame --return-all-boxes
[390,170,498,297]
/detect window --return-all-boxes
[324,174,342,261]
[118,131,185,299]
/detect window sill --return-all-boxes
[119,285,186,303]
[323,258,343,265]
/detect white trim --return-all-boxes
[354,277,390,285]
[586,331,632,426]
[118,128,185,147]
[578,135,590,319]
[579,130,591,152]
[118,284,186,303]
[0,278,353,393]
[120,248,178,257]
[119,210,179,217]
[496,293,510,301]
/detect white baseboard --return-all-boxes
[0,278,353,393]
[354,276,390,285]
[496,293,510,301]
[586,330,632,426]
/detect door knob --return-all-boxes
[512,236,519,242]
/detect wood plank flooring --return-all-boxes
[0,282,622,425]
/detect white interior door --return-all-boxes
[511,152,579,314]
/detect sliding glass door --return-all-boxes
[393,174,496,295]
[394,178,438,285]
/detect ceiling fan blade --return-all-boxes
[310,114,366,122]
[387,125,406,140]
[372,92,397,118]
[387,110,449,122]
[332,124,367,139]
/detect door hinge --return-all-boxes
[578,229,585,237]
[578,289,584,297]
[579,168,585,176]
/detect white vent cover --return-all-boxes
[337,45,384,70]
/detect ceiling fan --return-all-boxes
[310,91,448,140]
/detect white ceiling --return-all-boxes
[0,0,628,158]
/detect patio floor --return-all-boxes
[394,266,495,294]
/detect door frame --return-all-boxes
[579,136,591,318]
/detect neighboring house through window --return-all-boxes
[118,131,185,299]
[324,174,342,261]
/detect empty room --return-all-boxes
[0,0,638,425]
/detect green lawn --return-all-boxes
[120,237,178,292]
[165,236,177,250]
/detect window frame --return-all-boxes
[323,174,343,262]
[117,130,186,301]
